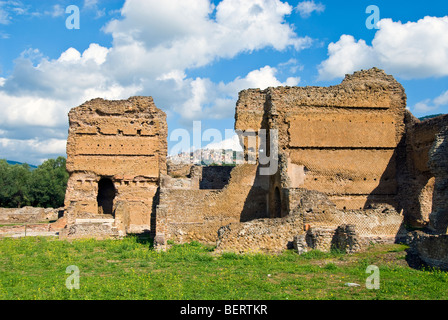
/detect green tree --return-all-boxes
[29,157,69,208]
[0,160,32,208]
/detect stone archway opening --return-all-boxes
[97,178,116,217]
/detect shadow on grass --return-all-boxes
[126,233,154,248]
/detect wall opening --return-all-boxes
[274,187,282,218]
[199,166,233,190]
[97,178,116,217]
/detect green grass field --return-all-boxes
[0,236,446,300]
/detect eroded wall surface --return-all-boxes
[216,188,406,253]
[428,126,448,233]
[404,114,448,227]
[155,164,269,246]
[63,96,167,237]
[60,68,446,253]
[0,207,62,224]
[235,68,407,215]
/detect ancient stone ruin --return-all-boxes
[57,68,448,268]
[61,96,167,239]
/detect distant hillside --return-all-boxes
[419,114,444,121]
[6,160,38,170]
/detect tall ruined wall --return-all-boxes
[403,114,448,227]
[64,96,167,236]
[273,68,407,211]
[234,89,268,162]
[428,126,448,233]
[155,164,269,245]
[235,68,407,216]
[405,126,448,271]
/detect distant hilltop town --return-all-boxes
[168,148,245,166]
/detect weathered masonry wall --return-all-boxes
[402,114,448,227]
[155,164,269,245]
[163,163,234,190]
[427,125,448,233]
[235,68,407,215]
[408,232,448,271]
[406,122,448,271]
[200,166,234,190]
[216,188,406,254]
[0,207,62,224]
[58,68,447,257]
[63,96,167,237]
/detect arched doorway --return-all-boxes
[274,187,282,218]
[97,178,116,217]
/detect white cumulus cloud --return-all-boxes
[103,0,312,79]
[318,16,448,80]
[295,1,325,18]
[0,0,309,163]
[413,90,448,114]
[175,65,297,122]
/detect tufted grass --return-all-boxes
[0,236,446,300]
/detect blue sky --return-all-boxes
[0,0,447,165]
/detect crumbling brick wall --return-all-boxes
[403,114,448,228]
[408,232,448,270]
[235,68,407,217]
[215,68,410,253]
[0,207,62,224]
[404,126,448,270]
[216,215,303,254]
[155,164,269,246]
[215,188,405,253]
[63,96,167,237]
[157,68,421,249]
[428,126,448,233]
[60,68,446,252]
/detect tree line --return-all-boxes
[0,157,69,209]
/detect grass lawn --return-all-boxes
[0,236,447,300]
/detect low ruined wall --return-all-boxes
[156,164,269,245]
[163,165,234,190]
[157,189,224,243]
[216,215,303,253]
[408,232,448,270]
[160,174,199,190]
[60,220,120,240]
[166,160,194,178]
[302,206,405,240]
[215,189,405,253]
[284,188,405,240]
[0,207,62,224]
